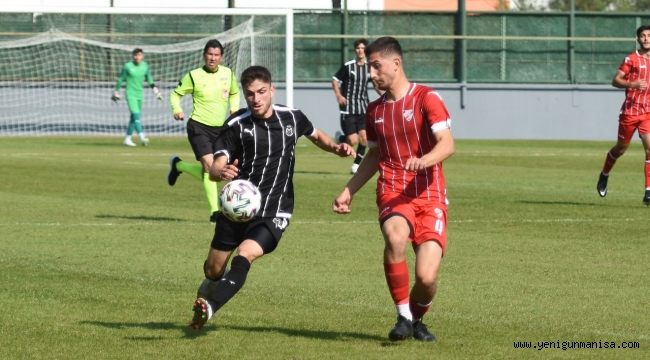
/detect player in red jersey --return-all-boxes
[332,37,455,342]
[597,25,650,205]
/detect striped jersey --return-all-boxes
[333,59,371,115]
[618,50,650,116]
[366,83,451,202]
[214,105,316,219]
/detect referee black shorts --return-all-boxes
[340,113,366,136]
[210,213,291,254]
[186,119,226,160]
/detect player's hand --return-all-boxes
[337,95,347,107]
[173,112,185,121]
[335,143,356,158]
[213,159,239,181]
[153,86,163,100]
[111,92,121,102]
[638,79,648,90]
[404,156,428,172]
[332,188,353,214]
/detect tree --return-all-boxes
[548,0,650,11]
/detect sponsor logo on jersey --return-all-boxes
[375,117,384,124]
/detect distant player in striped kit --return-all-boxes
[112,48,162,146]
[333,37,455,342]
[189,66,355,330]
[332,38,374,174]
[597,25,650,205]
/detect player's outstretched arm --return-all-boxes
[404,128,455,172]
[333,146,379,214]
[308,129,356,158]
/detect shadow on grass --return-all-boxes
[95,214,186,222]
[80,321,385,342]
[221,324,385,342]
[517,200,602,206]
[79,320,213,339]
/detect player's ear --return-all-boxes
[270,84,275,97]
[393,56,401,69]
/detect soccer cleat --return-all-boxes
[167,155,182,186]
[209,211,219,223]
[140,137,150,146]
[350,163,359,174]
[123,137,136,147]
[643,190,650,206]
[189,297,212,331]
[388,315,413,341]
[596,172,608,197]
[412,320,436,342]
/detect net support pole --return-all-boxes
[456,0,467,109]
[285,10,294,108]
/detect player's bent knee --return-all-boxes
[414,272,438,289]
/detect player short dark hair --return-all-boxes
[365,36,403,59]
[240,65,272,89]
[203,39,224,55]
[637,25,650,38]
[132,48,143,56]
[353,38,368,48]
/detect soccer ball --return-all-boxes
[219,179,262,222]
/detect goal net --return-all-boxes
[0,8,291,136]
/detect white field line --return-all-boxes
[0,217,645,227]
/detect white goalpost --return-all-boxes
[0,6,294,136]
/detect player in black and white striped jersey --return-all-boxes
[332,38,376,174]
[189,65,355,330]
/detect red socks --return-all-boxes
[602,151,619,175]
[645,155,650,189]
[384,261,410,305]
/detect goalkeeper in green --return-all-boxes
[167,39,240,222]
[112,48,162,146]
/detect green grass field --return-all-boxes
[0,137,648,359]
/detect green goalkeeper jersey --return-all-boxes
[170,65,240,127]
[114,60,155,100]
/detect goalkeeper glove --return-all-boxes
[111,92,121,102]
[153,86,162,101]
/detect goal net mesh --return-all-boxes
[0,13,285,136]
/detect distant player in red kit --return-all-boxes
[597,25,650,205]
[332,37,455,342]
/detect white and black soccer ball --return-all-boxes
[219,179,262,222]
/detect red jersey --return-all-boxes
[366,83,451,202]
[618,50,650,116]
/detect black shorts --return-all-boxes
[186,119,225,160]
[340,114,366,136]
[210,213,290,254]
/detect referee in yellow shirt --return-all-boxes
[167,39,240,222]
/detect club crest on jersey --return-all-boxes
[434,208,444,219]
[403,109,414,121]
[285,125,294,137]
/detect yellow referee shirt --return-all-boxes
[170,65,240,127]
